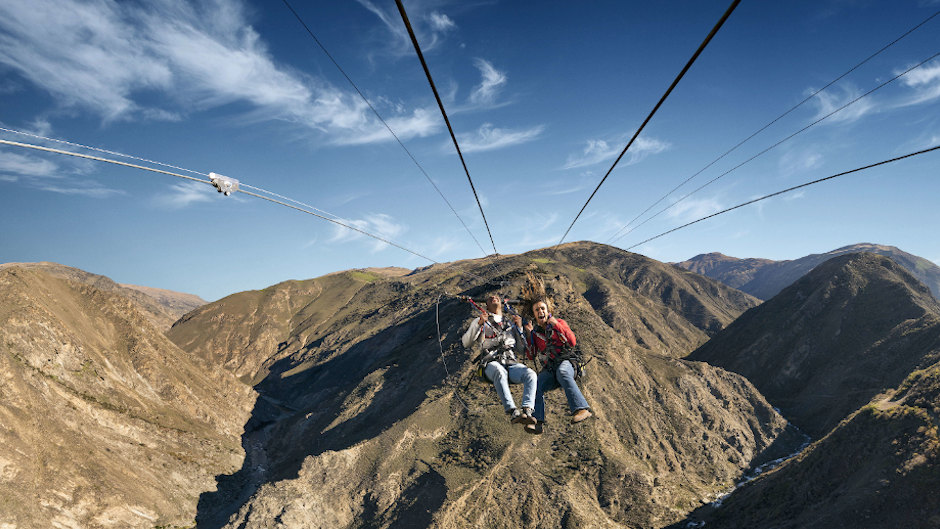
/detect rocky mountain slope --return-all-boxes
[677,358,940,529]
[167,241,795,529]
[0,266,254,529]
[689,252,940,439]
[0,262,206,329]
[674,243,940,300]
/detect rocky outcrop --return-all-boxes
[689,252,940,438]
[0,266,253,529]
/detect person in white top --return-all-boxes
[462,294,538,426]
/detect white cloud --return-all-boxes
[809,83,875,124]
[469,59,507,106]
[0,151,60,179]
[778,148,823,178]
[333,106,441,145]
[898,60,940,106]
[456,123,545,153]
[0,0,431,144]
[154,181,216,209]
[665,196,724,223]
[330,213,408,252]
[429,12,456,32]
[563,134,669,170]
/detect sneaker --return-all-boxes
[524,423,543,435]
[571,409,593,423]
[509,408,524,424]
[520,407,537,426]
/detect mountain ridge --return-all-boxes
[674,243,940,300]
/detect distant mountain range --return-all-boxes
[0,261,206,329]
[673,243,940,300]
[682,252,940,528]
[2,241,939,528]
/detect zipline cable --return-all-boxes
[0,126,344,221]
[556,0,741,247]
[606,8,940,244]
[624,143,940,250]
[279,0,490,257]
[611,49,940,245]
[0,138,443,264]
[395,0,499,258]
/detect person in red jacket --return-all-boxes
[512,296,591,434]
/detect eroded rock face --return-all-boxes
[171,242,789,529]
[690,252,940,438]
[0,266,254,529]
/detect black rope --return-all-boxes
[395,0,499,258]
[279,0,491,258]
[612,49,940,245]
[625,144,940,250]
[557,0,742,247]
[609,10,940,244]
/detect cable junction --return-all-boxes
[624,143,940,250]
[395,0,499,259]
[606,8,940,245]
[279,0,490,257]
[610,48,940,245]
[556,0,741,247]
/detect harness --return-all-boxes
[530,322,585,379]
[473,315,521,381]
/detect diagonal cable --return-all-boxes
[279,0,490,257]
[607,8,940,244]
[611,49,940,245]
[556,0,741,246]
[625,144,940,250]
[394,0,498,257]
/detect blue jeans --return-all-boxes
[485,362,537,412]
[534,360,589,422]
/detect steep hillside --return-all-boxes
[689,252,940,438]
[0,266,254,529]
[0,261,206,328]
[169,242,793,529]
[674,243,940,300]
[678,360,940,529]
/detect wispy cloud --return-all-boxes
[665,196,724,223]
[456,123,544,153]
[0,145,124,197]
[355,0,456,55]
[777,148,824,178]
[469,59,507,106]
[809,83,875,124]
[562,134,669,170]
[428,12,456,32]
[153,181,216,209]
[0,0,433,144]
[330,213,408,252]
[897,60,940,106]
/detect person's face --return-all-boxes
[486,294,501,313]
[532,301,549,325]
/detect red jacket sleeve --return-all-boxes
[554,318,576,347]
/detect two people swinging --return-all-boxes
[461,289,592,435]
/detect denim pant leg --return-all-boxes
[506,363,537,410]
[534,368,560,422]
[557,360,590,413]
[485,362,516,412]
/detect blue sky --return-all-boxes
[2,0,939,301]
